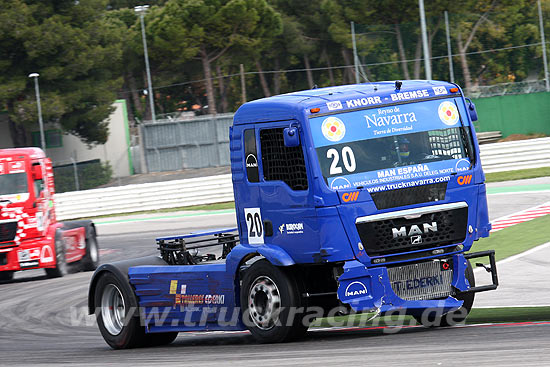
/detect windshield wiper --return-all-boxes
[0,199,12,204]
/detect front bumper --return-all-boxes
[336,251,498,315]
[0,236,56,272]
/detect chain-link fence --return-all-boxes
[53,159,113,193]
[351,7,550,96]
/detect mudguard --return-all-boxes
[226,243,295,275]
[87,255,168,314]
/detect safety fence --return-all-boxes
[55,138,550,220]
[141,113,234,172]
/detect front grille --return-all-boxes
[371,182,447,210]
[0,222,17,243]
[388,259,454,300]
[356,206,468,256]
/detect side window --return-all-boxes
[34,179,44,198]
[244,129,259,183]
[260,128,308,191]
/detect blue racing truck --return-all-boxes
[88,80,498,349]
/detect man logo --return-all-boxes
[392,222,438,238]
[457,175,472,185]
[344,281,368,297]
[411,235,423,245]
[341,192,359,202]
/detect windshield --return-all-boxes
[0,173,29,196]
[308,97,474,190]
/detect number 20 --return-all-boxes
[327,146,356,175]
[246,212,263,237]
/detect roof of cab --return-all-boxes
[0,147,46,160]
[233,80,459,125]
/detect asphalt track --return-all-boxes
[1,178,549,366]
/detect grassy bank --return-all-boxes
[311,307,550,328]
[485,167,550,183]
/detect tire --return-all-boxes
[94,272,147,349]
[240,260,308,343]
[415,260,475,327]
[143,332,179,347]
[0,271,14,281]
[45,233,68,278]
[81,225,99,271]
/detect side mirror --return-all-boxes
[465,98,478,122]
[32,165,43,180]
[283,127,300,147]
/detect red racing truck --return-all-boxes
[0,148,99,280]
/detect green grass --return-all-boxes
[473,213,550,262]
[311,307,550,328]
[485,167,550,183]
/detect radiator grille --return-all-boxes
[0,221,17,243]
[388,259,454,301]
[356,206,468,256]
[371,182,447,210]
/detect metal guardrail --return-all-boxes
[54,138,550,220]
[55,174,234,220]
[479,137,550,173]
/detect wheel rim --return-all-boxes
[89,236,98,263]
[248,275,281,330]
[101,284,126,335]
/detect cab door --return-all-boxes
[253,123,320,263]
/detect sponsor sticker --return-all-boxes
[321,117,346,142]
[245,154,258,168]
[390,89,429,101]
[8,161,25,173]
[344,281,368,297]
[432,86,448,95]
[175,294,225,305]
[279,222,304,235]
[341,191,359,202]
[438,101,459,126]
[329,177,352,190]
[457,174,472,185]
[326,101,343,111]
[169,280,178,295]
[345,96,382,108]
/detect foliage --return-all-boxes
[0,0,125,146]
[1,0,549,133]
[53,160,113,193]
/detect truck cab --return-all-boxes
[89,81,498,349]
[0,148,98,280]
[230,81,495,313]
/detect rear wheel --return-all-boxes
[240,260,308,343]
[0,271,14,281]
[95,272,177,349]
[95,272,146,349]
[81,226,99,271]
[415,260,475,327]
[45,234,68,278]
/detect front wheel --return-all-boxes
[45,234,68,278]
[81,225,99,271]
[240,260,308,343]
[0,271,14,281]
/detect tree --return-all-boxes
[152,0,281,115]
[0,0,125,147]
